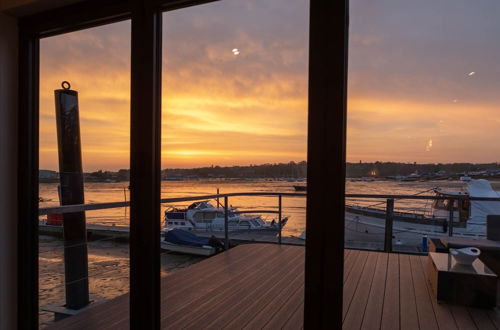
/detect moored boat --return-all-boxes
[160,229,222,256]
[345,179,500,240]
[163,201,288,232]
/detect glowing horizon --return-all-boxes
[39,0,500,171]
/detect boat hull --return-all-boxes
[160,241,216,256]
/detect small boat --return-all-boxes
[164,201,288,232]
[160,229,221,256]
[293,185,307,191]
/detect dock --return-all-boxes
[44,244,500,329]
[39,223,306,246]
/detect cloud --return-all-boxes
[39,0,500,170]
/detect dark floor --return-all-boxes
[45,244,500,329]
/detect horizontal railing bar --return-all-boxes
[233,210,279,214]
[38,191,500,215]
[38,192,305,215]
[39,201,129,215]
[347,194,500,201]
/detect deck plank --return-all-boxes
[361,252,388,330]
[344,249,361,284]
[416,255,458,330]
[343,251,378,329]
[380,253,400,330]
[262,282,304,330]
[467,308,496,330]
[343,250,370,320]
[282,300,304,330]
[409,254,439,330]
[399,253,419,329]
[449,305,478,330]
[487,309,500,329]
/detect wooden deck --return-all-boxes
[45,244,500,329]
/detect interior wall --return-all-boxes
[0,11,18,330]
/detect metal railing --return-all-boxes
[39,192,500,251]
[347,194,500,254]
[39,192,307,248]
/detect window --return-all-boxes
[18,0,346,328]
[38,21,131,325]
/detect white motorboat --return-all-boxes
[163,201,288,232]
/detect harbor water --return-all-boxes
[39,179,500,236]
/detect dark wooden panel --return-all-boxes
[304,0,349,328]
[129,1,162,328]
[17,27,39,330]
[19,0,220,38]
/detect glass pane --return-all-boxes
[39,21,130,328]
[161,0,309,327]
[347,0,500,253]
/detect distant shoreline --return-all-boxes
[39,161,500,183]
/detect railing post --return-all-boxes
[278,194,282,245]
[216,188,220,208]
[224,196,229,250]
[384,199,394,253]
[448,199,454,237]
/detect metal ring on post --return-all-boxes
[61,81,71,90]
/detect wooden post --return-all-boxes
[304,0,349,328]
[224,196,229,250]
[278,194,282,245]
[216,188,220,208]
[54,82,90,310]
[384,199,394,253]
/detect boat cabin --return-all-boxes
[432,189,470,223]
[164,200,280,232]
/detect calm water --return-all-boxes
[39,179,500,236]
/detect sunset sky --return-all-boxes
[39,0,500,171]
